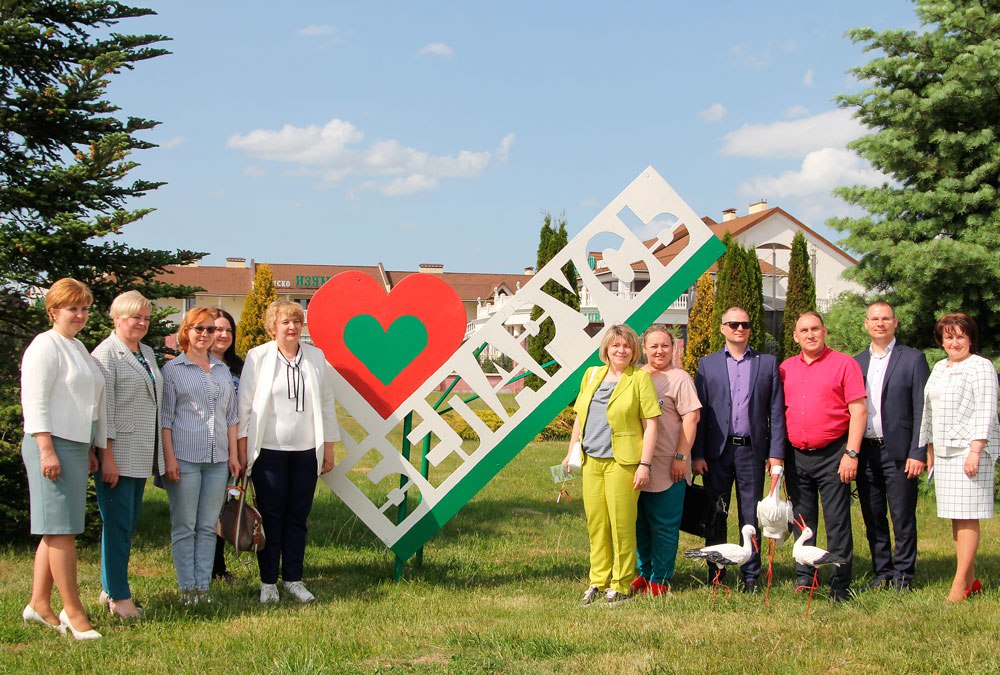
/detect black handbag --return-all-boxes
[217,476,266,558]
[680,478,727,537]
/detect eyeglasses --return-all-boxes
[191,325,217,334]
[723,321,751,330]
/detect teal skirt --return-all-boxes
[22,434,90,535]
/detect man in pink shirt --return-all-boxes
[780,311,867,601]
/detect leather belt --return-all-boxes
[863,437,885,448]
[727,435,751,446]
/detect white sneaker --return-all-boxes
[260,583,280,604]
[283,580,315,603]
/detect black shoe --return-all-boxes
[859,577,891,592]
[212,571,234,584]
[740,578,759,594]
[829,588,853,602]
[892,578,914,591]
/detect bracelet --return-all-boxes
[639,461,651,468]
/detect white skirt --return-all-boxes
[934,448,996,519]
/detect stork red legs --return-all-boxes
[684,524,758,605]
[791,514,849,618]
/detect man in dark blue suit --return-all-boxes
[693,307,786,592]
[854,301,930,591]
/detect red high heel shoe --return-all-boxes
[964,579,983,598]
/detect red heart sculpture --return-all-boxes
[308,271,467,418]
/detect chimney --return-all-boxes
[524,266,534,276]
[722,208,737,222]
[748,199,768,214]
[418,263,444,274]
[226,257,247,269]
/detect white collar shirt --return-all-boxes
[865,338,896,439]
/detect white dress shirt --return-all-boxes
[865,338,895,439]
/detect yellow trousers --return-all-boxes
[582,455,639,594]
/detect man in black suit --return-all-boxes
[693,307,785,593]
[854,301,930,590]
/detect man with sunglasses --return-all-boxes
[693,307,785,592]
[780,311,867,601]
[853,301,929,591]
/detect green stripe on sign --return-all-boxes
[390,236,726,560]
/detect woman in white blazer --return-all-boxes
[91,291,163,619]
[20,278,106,640]
[238,300,340,605]
[918,312,999,603]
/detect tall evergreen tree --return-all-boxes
[830,0,1000,352]
[237,263,278,357]
[782,231,817,358]
[0,1,203,374]
[711,238,766,352]
[525,212,577,389]
[683,271,715,377]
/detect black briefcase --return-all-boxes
[680,478,727,537]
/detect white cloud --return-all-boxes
[418,42,454,58]
[160,136,187,150]
[722,108,865,159]
[740,148,884,199]
[381,174,438,196]
[228,117,499,196]
[243,165,266,177]
[738,148,887,224]
[299,25,336,37]
[803,69,815,87]
[497,132,515,164]
[785,105,810,119]
[699,103,727,123]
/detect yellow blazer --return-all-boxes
[573,364,661,465]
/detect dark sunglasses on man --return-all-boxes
[722,321,751,330]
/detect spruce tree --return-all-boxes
[683,271,715,377]
[742,244,766,352]
[0,2,203,363]
[237,263,278,356]
[782,231,817,358]
[831,0,1000,352]
[710,238,766,352]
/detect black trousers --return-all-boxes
[705,442,765,581]
[856,437,918,585]
[785,436,853,592]
[251,448,318,584]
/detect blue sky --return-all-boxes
[110,0,920,272]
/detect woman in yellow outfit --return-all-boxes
[564,324,660,605]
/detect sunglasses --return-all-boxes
[191,325,217,334]
[723,321,751,330]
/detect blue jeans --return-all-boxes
[165,459,229,592]
[95,476,146,600]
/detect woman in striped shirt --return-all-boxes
[161,307,240,604]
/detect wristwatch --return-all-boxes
[845,449,859,459]
[674,452,686,460]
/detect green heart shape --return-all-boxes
[343,314,429,386]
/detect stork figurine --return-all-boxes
[756,465,795,602]
[792,514,848,618]
[684,523,758,603]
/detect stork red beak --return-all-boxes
[794,513,808,531]
[752,535,759,552]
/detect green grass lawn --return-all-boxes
[1,438,998,674]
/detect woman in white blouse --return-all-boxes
[20,278,106,640]
[918,312,999,603]
[238,300,340,604]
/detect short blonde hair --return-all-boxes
[109,290,151,320]
[45,278,93,322]
[598,324,640,366]
[265,300,305,338]
[177,306,219,352]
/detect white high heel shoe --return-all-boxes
[22,605,66,634]
[59,609,101,640]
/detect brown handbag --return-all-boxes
[217,476,266,559]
